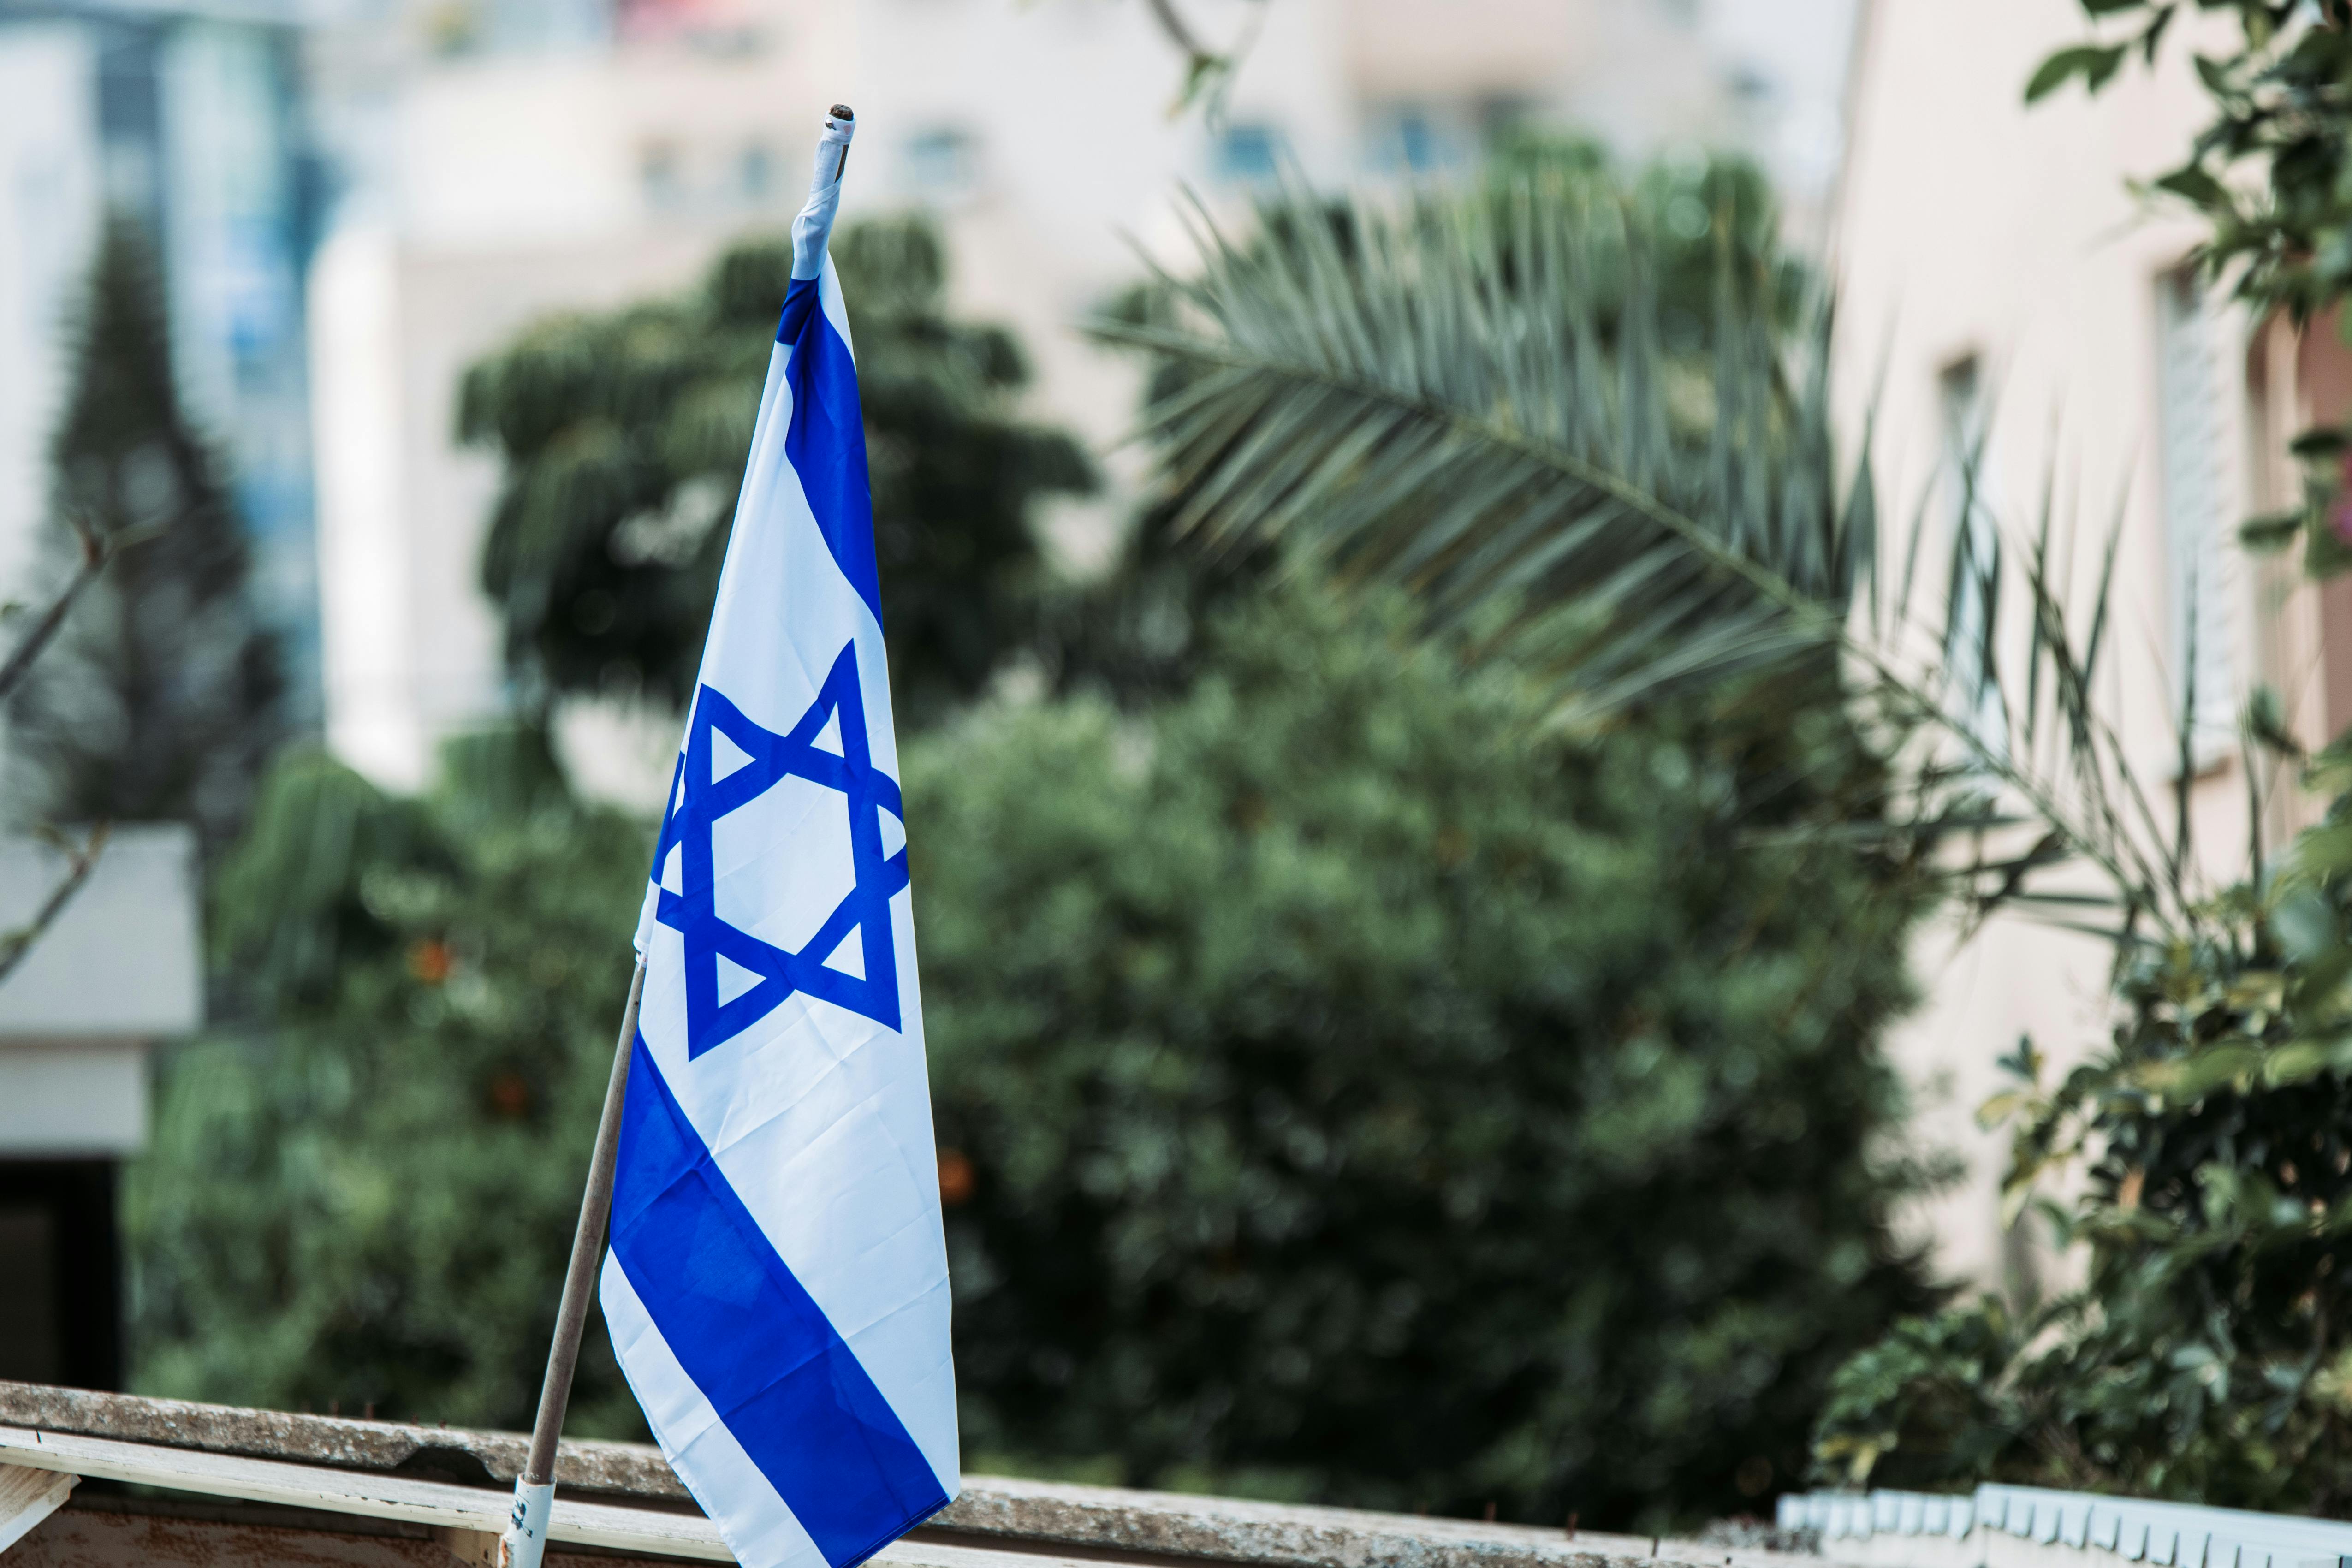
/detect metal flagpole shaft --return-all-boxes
[501,955,648,1568]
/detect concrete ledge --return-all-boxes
[0,1382,680,1501]
[926,1473,1796,1568]
[0,1384,1821,1568]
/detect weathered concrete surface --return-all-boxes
[927,1473,1802,1568]
[0,1383,1818,1568]
[0,1383,683,1501]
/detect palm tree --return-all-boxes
[1091,164,2208,944]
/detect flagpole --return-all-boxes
[499,955,647,1568]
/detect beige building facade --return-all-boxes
[1833,0,2352,1295]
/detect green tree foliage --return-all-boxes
[1804,11,2352,1509]
[2033,3,2352,579]
[7,216,281,848]
[1084,156,2150,967]
[457,217,1093,718]
[2028,1,2349,321]
[1484,136,1814,333]
[131,579,1940,1518]
[137,154,1962,1520]
[914,583,1939,1529]
[1053,144,1823,709]
[128,729,649,1434]
[1085,161,1870,729]
[1813,754,2352,1512]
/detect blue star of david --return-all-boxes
[649,640,908,1058]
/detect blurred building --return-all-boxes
[0,0,326,721]
[0,826,202,1390]
[1834,0,2352,1297]
[298,0,1862,796]
[0,0,318,1393]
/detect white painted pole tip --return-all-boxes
[498,1477,554,1568]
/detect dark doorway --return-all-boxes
[0,1160,121,1390]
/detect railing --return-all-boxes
[1778,1484,2352,1568]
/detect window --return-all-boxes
[1395,108,1441,173]
[1215,121,1283,186]
[904,127,978,200]
[2155,266,2239,762]
[639,142,683,210]
[1725,65,1774,106]
[1939,356,2005,756]
[737,143,775,202]
[1476,94,1535,149]
[1368,104,1459,177]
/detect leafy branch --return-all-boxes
[0,511,160,986]
[2027,3,2352,583]
[0,511,156,701]
[2024,0,2350,318]
[1137,0,1269,113]
[0,822,111,987]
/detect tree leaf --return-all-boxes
[2292,425,2349,459]
[2028,44,2129,102]
[2156,164,2231,208]
[2239,510,2306,552]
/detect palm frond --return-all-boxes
[1097,172,2210,941]
[1091,174,1858,725]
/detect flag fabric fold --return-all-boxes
[601,107,960,1568]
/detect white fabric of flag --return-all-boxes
[600,108,959,1568]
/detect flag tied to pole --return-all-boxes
[601,107,960,1568]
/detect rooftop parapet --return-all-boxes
[0,1381,1828,1568]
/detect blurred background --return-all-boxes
[9,0,2352,1536]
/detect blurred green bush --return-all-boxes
[1812,752,2352,1513]
[915,584,1938,1527]
[133,580,1939,1529]
[128,729,649,1435]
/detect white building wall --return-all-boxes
[0,824,206,1158]
[310,220,423,786]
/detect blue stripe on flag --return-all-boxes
[608,1039,949,1567]
[777,275,884,625]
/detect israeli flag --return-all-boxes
[601,107,959,1568]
